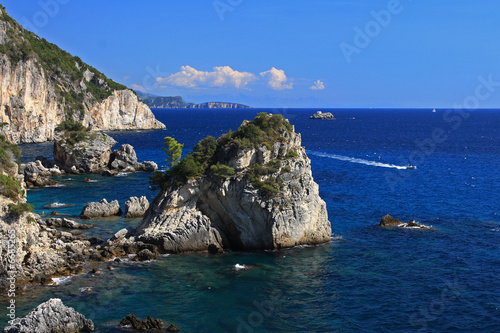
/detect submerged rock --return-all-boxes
[118,314,163,330]
[80,198,122,219]
[380,215,432,229]
[124,196,150,218]
[136,113,331,253]
[1,298,94,332]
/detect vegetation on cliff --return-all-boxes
[150,112,293,197]
[0,133,33,214]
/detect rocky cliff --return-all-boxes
[135,113,330,252]
[0,7,164,144]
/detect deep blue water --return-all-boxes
[3,108,500,332]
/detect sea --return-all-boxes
[2,108,499,332]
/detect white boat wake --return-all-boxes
[308,151,408,170]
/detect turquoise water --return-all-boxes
[2,109,500,332]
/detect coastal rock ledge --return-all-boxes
[135,113,331,252]
[2,298,94,333]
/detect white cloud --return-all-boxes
[157,65,256,89]
[123,75,130,80]
[310,80,325,90]
[259,67,293,90]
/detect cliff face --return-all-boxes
[0,8,164,144]
[136,114,330,252]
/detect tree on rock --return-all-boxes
[163,137,183,168]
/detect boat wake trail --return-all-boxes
[309,151,408,170]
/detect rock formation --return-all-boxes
[125,196,150,218]
[21,160,62,187]
[53,131,117,174]
[380,215,432,229]
[108,144,158,173]
[80,198,122,219]
[310,111,335,119]
[2,298,94,332]
[53,133,157,175]
[135,113,331,253]
[0,8,164,144]
[380,214,402,227]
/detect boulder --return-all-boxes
[133,249,157,261]
[380,214,402,227]
[53,131,117,174]
[118,314,163,330]
[124,196,150,218]
[139,161,158,172]
[1,298,94,332]
[80,199,122,219]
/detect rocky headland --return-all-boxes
[0,8,164,144]
[137,93,251,109]
[127,113,331,253]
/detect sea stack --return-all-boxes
[135,113,331,252]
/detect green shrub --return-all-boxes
[0,174,22,201]
[9,203,34,216]
[287,150,298,159]
[55,118,87,132]
[210,163,235,178]
[176,153,204,180]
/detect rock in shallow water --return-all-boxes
[1,298,94,333]
[118,314,163,330]
[80,198,122,219]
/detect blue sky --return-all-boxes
[3,0,500,108]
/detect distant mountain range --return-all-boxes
[136,92,252,109]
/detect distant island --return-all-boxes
[310,111,335,119]
[136,92,252,109]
